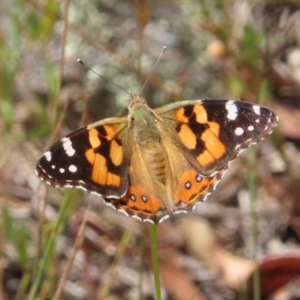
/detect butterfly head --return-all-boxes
[127,94,147,110]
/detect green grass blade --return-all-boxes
[149,223,161,300]
[29,191,72,300]
[248,146,260,300]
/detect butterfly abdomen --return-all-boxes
[149,145,167,185]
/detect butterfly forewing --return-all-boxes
[36,119,129,197]
[156,100,278,175]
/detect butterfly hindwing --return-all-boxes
[173,168,225,212]
[104,183,169,223]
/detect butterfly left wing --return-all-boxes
[155,99,278,176]
[36,117,130,197]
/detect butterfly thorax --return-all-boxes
[128,96,167,185]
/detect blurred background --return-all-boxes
[1,0,300,299]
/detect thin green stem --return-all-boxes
[248,146,260,300]
[29,192,72,300]
[13,271,31,300]
[149,224,161,300]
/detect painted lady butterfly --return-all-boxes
[36,95,278,223]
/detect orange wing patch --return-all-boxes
[106,185,168,222]
[88,128,102,148]
[85,125,124,187]
[196,122,226,166]
[110,139,123,167]
[85,150,109,185]
[176,104,226,167]
[106,172,121,187]
[176,107,189,123]
[178,124,197,149]
[176,103,226,167]
[174,169,225,211]
[194,104,207,123]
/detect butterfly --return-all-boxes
[36,94,278,223]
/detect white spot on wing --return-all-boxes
[59,168,65,173]
[158,215,170,223]
[226,100,238,121]
[203,192,212,202]
[44,151,52,162]
[69,165,77,173]
[61,137,76,157]
[77,186,87,191]
[131,215,142,221]
[248,125,254,131]
[118,209,130,217]
[106,193,126,199]
[252,105,261,115]
[106,203,117,210]
[144,218,155,224]
[234,127,244,136]
[237,149,246,157]
[213,180,220,190]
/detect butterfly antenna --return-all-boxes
[140,46,167,94]
[77,59,131,96]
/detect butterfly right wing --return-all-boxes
[152,99,277,220]
[156,99,278,176]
